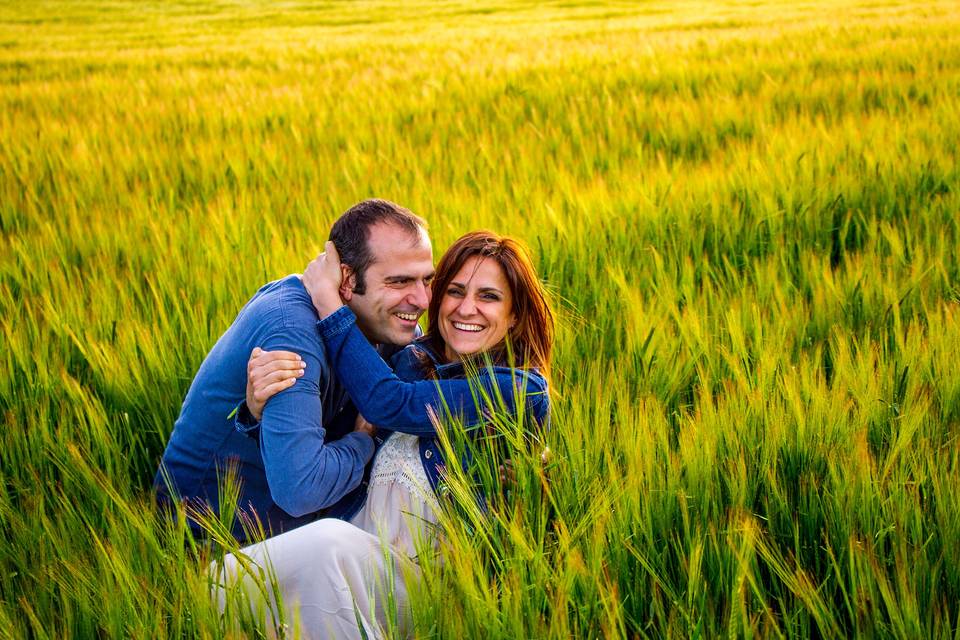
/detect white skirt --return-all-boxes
[211,433,441,640]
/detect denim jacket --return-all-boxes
[319,306,550,521]
[155,276,374,542]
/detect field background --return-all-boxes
[2,0,959,637]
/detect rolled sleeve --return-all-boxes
[317,306,357,338]
[232,401,261,437]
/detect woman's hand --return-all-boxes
[302,241,346,318]
[246,347,305,420]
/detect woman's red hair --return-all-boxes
[425,231,554,379]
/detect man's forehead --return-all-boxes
[366,224,433,275]
[367,222,430,249]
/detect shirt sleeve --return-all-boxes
[257,325,375,517]
[317,307,549,436]
[232,400,260,435]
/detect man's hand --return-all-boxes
[353,413,376,438]
[302,241,346,318]
[246,347,305,420]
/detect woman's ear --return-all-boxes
[339,265,356,302]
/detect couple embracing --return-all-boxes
[154,199,555,638]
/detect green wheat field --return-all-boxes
[2,0,959,637]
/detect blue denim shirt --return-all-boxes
[153,276,374,541]
[319,306,550,521]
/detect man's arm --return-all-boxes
[258,326,374,517]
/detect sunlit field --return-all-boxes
[2,0,959,636]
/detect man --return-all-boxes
[154,199,435,542]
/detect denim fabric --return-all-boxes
[153,276,374,542]
[317,306,550,433]
[320,307,550,521]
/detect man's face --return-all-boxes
[345,223,434,346]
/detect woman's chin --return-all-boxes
[444,342,482,362]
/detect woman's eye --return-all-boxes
[446,288,464,297]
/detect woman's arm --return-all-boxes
[317,306,549,436]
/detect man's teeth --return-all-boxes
[395,312,418,321]
[453,322,483,332]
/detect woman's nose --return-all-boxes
[458,296,477,316]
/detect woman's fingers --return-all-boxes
[249,349,304,383]
[303,248,341,288]
[254,378,298,403]
[256,367,304,388]
[303,242,346,316]
[248,348,302,372]
[324,240,341,264]
[245,348,304,419]
[252,357,304,377]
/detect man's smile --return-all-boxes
[393,311,420,323]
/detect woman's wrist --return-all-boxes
[312,293,344,319]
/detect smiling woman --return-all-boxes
[440,254,515,360]
[427,231,552,373]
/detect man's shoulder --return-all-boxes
[243,275,318,330]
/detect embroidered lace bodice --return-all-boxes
[369,432,437,502]
[350,432,440,557]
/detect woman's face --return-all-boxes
[439,255,516,362]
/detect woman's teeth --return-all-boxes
[452,322,483,332]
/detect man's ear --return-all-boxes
[339,265,356,302]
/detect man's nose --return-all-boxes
[409,281,430,309]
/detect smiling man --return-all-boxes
[154,199,434,542]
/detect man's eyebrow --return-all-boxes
[384,272,435,284]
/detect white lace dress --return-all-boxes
[212,432,441,640]
[350,432,441,557]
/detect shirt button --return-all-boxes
[424,450,433,459]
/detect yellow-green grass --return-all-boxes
[2,0,959,636]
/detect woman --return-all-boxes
[213,231,554,639]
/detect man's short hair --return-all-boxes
[329,199,428,295]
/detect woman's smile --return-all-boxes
[451,321,483,332]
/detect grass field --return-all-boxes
[2,0,960,637]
